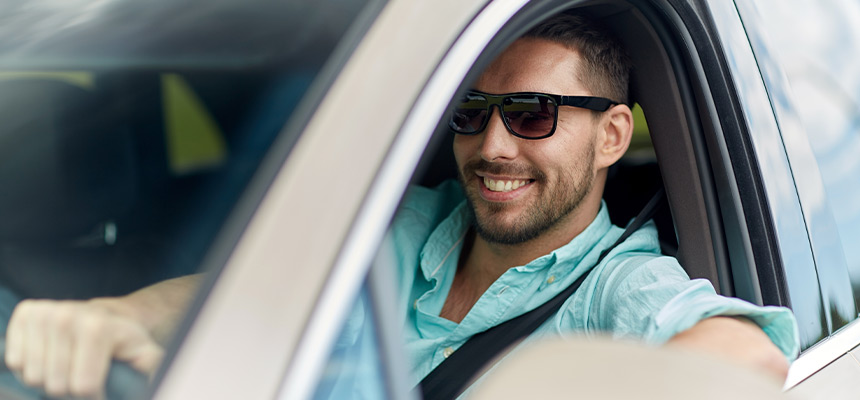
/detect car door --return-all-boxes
[262,0,810,397]
[153,0,723,397]
[153,0,827,397]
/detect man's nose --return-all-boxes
[479,107,519,162]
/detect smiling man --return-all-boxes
[4,12,799,399]
[394,12,799,394]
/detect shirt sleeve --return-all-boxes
[590,254,800,361]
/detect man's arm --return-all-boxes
[665,316,789,381]
[4,274,202,398]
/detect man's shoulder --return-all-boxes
[598,218,663,260]
[587,220,689,294]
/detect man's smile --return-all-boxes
[482,177,531,192]
[474,172,536,201]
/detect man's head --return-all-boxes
[452,13,633,246]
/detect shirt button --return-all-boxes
[443,347,454,358]
[547,275,556,284]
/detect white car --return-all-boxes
[0,0,857,398]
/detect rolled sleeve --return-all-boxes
[593,255,800,361]
[649,283,800,360]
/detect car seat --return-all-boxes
[0,78,146,299]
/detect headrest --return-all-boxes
[0,79,136,242]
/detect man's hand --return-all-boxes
[666,316,789,381]
[4,298,163,399]
[3,274,201,399]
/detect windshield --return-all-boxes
[0,0,372,397]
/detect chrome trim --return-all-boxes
[786,319,860,389]
[275,1,528,398]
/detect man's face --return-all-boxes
[453,38,601,245]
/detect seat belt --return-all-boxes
[417,188,666,400]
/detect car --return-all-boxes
[0,0,858,398]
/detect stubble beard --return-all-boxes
[458,146,595,245]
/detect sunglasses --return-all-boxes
[448,90,621,139]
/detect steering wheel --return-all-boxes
[0,338,149,400]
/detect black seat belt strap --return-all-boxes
[417,188,665,400]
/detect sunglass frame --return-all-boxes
[449,89,621,139]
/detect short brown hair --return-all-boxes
[524,12,632,106]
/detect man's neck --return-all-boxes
[439,203,600,323]
[466,211,593,279]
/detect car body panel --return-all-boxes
[790,351,860,400]
[789,322,860,393]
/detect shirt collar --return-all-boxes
[419,201,472,281]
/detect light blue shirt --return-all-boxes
[315,180,800,398]
[391,181,799,386]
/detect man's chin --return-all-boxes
[474,223,540,245]
[473,213,542,245]
[471,202,518,224]
[464,191,543,244]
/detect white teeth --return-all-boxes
[483,177,529,192]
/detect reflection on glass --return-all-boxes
[743,0,860,333]
[311,282,387,399]
[716,0,827,349]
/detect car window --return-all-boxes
[740,0,860,330]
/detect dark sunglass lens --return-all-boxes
[449,93,488,134]
[503,95,556,138]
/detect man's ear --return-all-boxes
[595,104,634,169]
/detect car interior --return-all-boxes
[0,0,361,306]
[0,71,308,300]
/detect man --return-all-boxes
[4,13,798,399]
